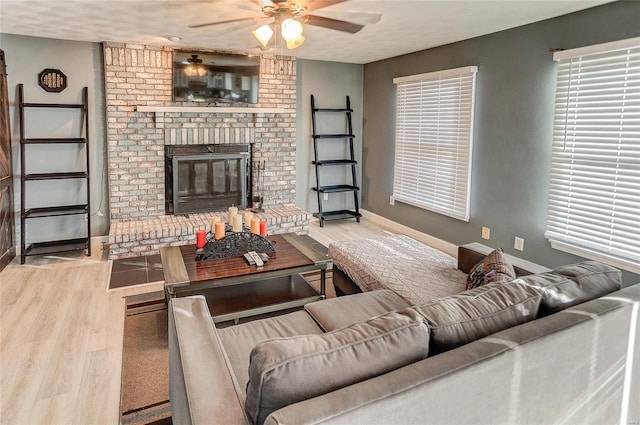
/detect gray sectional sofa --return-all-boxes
[168,244,640,425]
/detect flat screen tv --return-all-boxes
[172,50,260,104]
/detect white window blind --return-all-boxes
[392,66,477,221]
[546,37,640,273]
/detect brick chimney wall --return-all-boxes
[103,42,297,222]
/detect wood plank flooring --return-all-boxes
[0,242,164,425]
[0,218,391,425]
[307,216,393,247]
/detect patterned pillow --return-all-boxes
[466,248,516,290]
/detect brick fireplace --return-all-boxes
[103,43,309,258]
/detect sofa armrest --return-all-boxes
[168,296,247,425]
[458,242,551,276]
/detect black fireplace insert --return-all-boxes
[165,144,250,215]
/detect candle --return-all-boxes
[260,220,268,237]
[250,217,261,234]
[228,205,238,223]
[195,230,206,248]
[211,216,221,232]
[232,213,243,232]
[214,221,225,240]
[244,210,254,225]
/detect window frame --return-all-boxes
[391,66,478,222]
[546,37,640,273]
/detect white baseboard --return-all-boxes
[360,209,458,257]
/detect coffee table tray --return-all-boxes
[175,273,321,323]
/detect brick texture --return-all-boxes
[103,44,297,222]
[108,206,310,259]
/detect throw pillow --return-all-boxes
[466,248,516,290]
[244,308,430,425]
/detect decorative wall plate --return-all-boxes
[38,68,67,93]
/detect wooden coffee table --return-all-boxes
[160,234,331,323]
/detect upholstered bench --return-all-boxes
[329,236,550,303]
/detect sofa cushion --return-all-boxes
[466,248,517,290]
[245,308,429,425]
[217,310,324,395]
[514,261,622,316]
[415,280,541,354]
[304,289,410,332]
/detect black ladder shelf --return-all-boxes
[18,84,91,264]
[311,94,361,227]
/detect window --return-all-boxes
[546,37,640,273]
[392,66,477,221]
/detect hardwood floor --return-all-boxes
[0,242,164,425]
[307,216,393,247]
[0,218,390,424]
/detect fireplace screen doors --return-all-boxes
[172,153,247,215]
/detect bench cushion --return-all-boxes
[329,235,467,304]
[245,308,429,425]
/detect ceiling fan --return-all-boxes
[189,0,381,50]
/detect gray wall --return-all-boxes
[296,59,363,214]
[362,1,640,285]
[0,34,109,243]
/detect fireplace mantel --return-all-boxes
[136,105,287,129]
[135,105,286,114]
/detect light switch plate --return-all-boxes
[514,237,524,251]
[481,227,490,240]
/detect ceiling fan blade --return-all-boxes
[222,17,274,34]
[303,14,365,34]
[189,17,257,29]
[318,11,382,25]
[302,0,348,13]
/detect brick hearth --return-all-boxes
[109,206,310,259]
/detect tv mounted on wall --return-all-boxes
[172,50,260,105]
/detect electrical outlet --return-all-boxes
[323,193,329,201]
[390,196,395,206]
[514,237,524,251]
[481,227,490,240]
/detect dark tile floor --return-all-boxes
[109,254,164,289]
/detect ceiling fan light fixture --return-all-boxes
[189,1,381,53]
[252,24,274,47]
[281,18,303,42]
[184,65,207,77]
[184,66,197,77]
[184,54,207,77]
[286,35,305,49]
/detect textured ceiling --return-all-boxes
[0,0,613,64]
